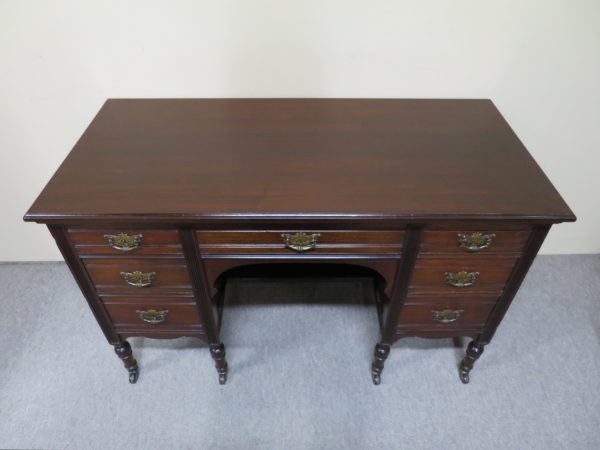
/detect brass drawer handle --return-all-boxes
[104,233,142,252]
[445,271,479,287]
[281,232,320,252]
[432,309,464,324]
[457,232,495,252]
[136,309,168,324]
[120,271,156,287]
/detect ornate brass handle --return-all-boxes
[445,271,479,287]
[136,309,168,324]
[457,232,495,252]
[432,309,464,324]
[104,233,142,252]
[120,271,156,287]
[281,232,320,252]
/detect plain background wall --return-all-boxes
[1,0,598,261]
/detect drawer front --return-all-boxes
[104,302,202,331]
[420,229,531,255]
[68,229,182,256]
[84,258,193,294]
[397,300,496,329]
[197,230,404,255]
[409,257,518,294]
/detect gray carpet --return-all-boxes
[0,255,599,450]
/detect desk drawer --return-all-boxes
[197,230,404,255]
[68,229,182,256]
[409,257,517,294]
[420,229,530,255]
[397,300,495,329]
[84,258,193,294]
[104,302,202,331]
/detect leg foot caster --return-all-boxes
[459,339,484,385]
[371,343,390,386]
[459,366,470,384]
[371,370,382,385]
[128,366,139,384]
[210,343,228,385]
[114,341,139,384]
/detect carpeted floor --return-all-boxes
[0,255,599,449]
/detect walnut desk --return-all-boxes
[24,99,575,385]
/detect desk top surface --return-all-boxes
[25,99,574,223]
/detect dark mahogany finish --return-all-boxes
[25,99,575,385]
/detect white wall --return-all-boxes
[1,0,598,261]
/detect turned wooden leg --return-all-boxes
[209,343,228,385]
[459,339,485,384]
[113,341,139,384]
[214,284,226,333]
[371,343,391,385]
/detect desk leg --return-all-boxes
[459,337,485,384]
[180,229,229,385]
[114,341,139,384]
[371,227,422,385]
[209,284,228,384]
[371,343,390,385]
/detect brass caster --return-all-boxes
[128,367,139,384]
[459,368,470,384]
[218,372,227,385]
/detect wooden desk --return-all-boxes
[24,99,575,385]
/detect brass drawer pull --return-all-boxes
[445,271,479,287]
[432,309,464,324]
[457,232,495,252]
[136,309,168,324]
[120,270,156,287]
[104,233,142,252]
[281,232,320,252]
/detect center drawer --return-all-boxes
[196,230,404,255]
